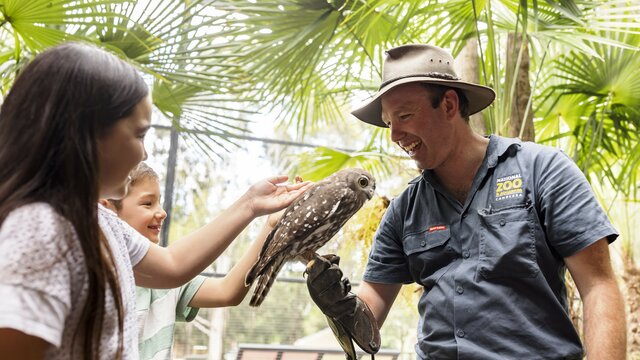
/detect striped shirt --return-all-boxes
[136,276,207,360]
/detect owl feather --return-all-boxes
[245,168,376,307]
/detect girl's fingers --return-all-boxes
[266,175,289,185]
[285,181,311,191]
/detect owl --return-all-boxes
[245,168,376,307]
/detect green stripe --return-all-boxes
[139,324,176,360]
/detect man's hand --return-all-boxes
[306,254,381,355]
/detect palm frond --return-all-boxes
[0,0,130,54]
[538,31,640,196]
[82,0,265,158]
[292,146,402,183]
[209,0,425,138]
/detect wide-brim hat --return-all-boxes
[351,44,496,127]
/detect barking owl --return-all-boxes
[245,168,376,307]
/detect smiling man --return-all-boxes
[306,44,626,360]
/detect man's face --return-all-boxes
[380,83,455,170]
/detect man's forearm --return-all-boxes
[582,281,627,359]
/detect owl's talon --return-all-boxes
[304,259,316,276]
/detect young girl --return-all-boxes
[0,42,310,360]
[100,162,276,360]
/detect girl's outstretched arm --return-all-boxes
[133,176,311,289]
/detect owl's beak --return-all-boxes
[366,189,375,200]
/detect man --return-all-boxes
[306,44,626,359]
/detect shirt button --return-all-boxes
[499,219,506,226]
[462,250,470,259]
[462,213,468,219]
[456,286,464,294]
[456,329,465,338]
[420,240,426,247]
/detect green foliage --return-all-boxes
[1,1,639,356]
[0,0,126,53]
[341,195,390,264]
[0,0,122,93]
[206,0,640,204]
[293,146,399,182]
[537,32,640,197]
[0,0,261,158]
[212,0,425,137]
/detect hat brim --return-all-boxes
[351,77,496,127]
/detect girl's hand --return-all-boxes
[245,175,312,217]
[264,176,304,228]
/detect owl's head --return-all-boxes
[337,168,376,201]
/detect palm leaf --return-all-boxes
[0,0,130,54]
[539,31,640,196]
[211,0,424,138]
[79,0,264,158]
[292,146,403,183]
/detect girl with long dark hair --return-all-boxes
[0,42,310,360]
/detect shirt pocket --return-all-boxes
[477,206,538,280]
[403,228,452,282]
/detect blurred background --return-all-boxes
[0,0,638,358]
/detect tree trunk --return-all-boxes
[506,33,535,142]
[455,38,487,135]
[161,123,179,247]
[624,258,640,356]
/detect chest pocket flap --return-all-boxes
[403,227,451,255]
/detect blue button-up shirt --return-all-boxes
[364,135,618,360]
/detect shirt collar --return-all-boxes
[485,135,522,169]
[409,135,522,185]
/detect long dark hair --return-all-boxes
[0,42,148,359]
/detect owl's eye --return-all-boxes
[358,176,369,187]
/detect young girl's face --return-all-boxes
[97,96,152,200]
[118,177,167,244]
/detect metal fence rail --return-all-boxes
[234,343,400,360]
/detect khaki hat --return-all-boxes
[351,44,496,127]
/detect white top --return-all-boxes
[0,203,150,359]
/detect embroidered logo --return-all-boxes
[427,225,446,232]
[495,173,523,201]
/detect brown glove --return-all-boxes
[306,254,381,357]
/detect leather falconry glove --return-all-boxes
[306,254,381,360]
